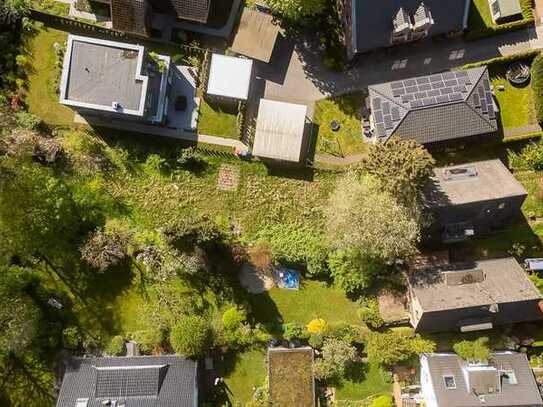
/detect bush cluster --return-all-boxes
[532,54,543,123]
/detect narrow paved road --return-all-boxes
[259,26,543,104]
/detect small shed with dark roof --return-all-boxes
[231,8,280,63]
[366,67,498,145]
[423,159,527,243]
[55,356,198,407]
[407,257,543,333]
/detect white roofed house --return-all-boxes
[60,35,172,124]
[205,53,253,102]
[252,99,309,164]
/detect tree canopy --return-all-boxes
[325,172,419,261]
[265,0,327,21]
[453,337,491,363]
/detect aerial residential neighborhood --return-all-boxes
[6,0,543,406]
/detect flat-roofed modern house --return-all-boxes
[420,352,543,407]
[489,0,523,24]
[337,0,469,59]
[106,0,212,36]
[55,355,198,407]
[206,54,253,102]
[364,67,498,145]
[60,35,171,124]
[252,99,308,163]
[423,159,527,243]
[407,257,543,333]
[268,347,315,407]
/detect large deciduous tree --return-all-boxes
[364,138,435,218]
[325,172,419,261]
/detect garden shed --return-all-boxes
[252,99,308,162]
[231,8,280,63]
[268,347,315,407]
[489,0,523,23]
[206,53,253,101]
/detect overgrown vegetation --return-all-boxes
[532,54,543,123]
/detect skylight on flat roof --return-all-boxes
[443,165,477,181]
[444,375,456,389]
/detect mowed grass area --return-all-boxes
[314,92,369,157]
[490,66,536,129]
[25,26,74,126]
[249,280,361,328]
[197,98,239,139]
[215,349,267,405]
[335,363,392,402]
[468,0,494,31]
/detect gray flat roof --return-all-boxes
[496,0,522,18]
[65,38,144,111]
[407,257,541,312]
[422,352,543,407]
[425,159,527,207]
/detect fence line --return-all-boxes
[29,9,217,55]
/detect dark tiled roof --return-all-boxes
[170,0,211,23]
[352,0,467,53]
[368,67,498,144]
[111,0,151,36]
[407,257,541,313]
[422,352,543,406]
[55,356,197,407]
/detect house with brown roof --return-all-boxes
[406,257,543,333]
[420,352,543,407]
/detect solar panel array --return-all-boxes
[389,70,472,109]
[95,366,163,398]
[471,77,496,120]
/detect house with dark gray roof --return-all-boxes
[59,35,171,124]
[423,159,527,243]
[55,355,198,407]
[420,352,543,407]
[406,257,543,333]
[337,0,469,58]
[105,0,212,36]
[365,67,498,145]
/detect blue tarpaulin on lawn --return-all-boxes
[276,268,300,290]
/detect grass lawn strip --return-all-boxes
[25,26,74,126]
[197,98,240,139]
[314,92,369,157]
[335,362,392,402]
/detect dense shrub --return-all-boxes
[532,54,543,123]
[453,337,491,362]
[62,326,82,350]
[130,328,164,354]
[313,338,357,380]
[282,322,305,341]
[370,395,393,407]
[14,112,41,130]
[328,249,383,294]
[308,332,324,349]
[222,307,246,331]
[508,140,543,170]
[306,318,328,334]
[106,335,125,356]
[366,329,435,367]
[358,299,385,329]
[170,315,211,357]
[257,223,328,276]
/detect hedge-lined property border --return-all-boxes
[531,54,543,123]
[465,0,534,41]
[460,49,540,69]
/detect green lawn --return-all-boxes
[33,0,71,16]
[197,98,239,139]
[25,26,74,126]
[249,280,361,329]
[216,349,267,405]
[468,0,494,31]
[490,67,536,129]
[314,92,369,157]
[335,363,392,402]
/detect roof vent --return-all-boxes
[444,269,485,286]
[443,166,477,181]
[76,399,89,407]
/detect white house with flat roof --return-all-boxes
[206,53,253,101]
[59,35,171,124]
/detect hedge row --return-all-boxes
[461,49,540,70]
[532,54,543,123]
[465,17,534,41]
